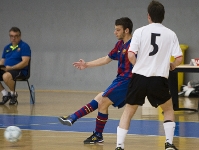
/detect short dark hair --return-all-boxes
[148,0,165,23]
[9,27,21,35]
[115,17,133,34]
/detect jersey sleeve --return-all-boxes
[128,28,141,54]
[21,43,31,57]
[108,41,120,60]
[171,34,183,58]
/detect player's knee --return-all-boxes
[98,98,112,109]
[94,92,104,102]
[98,98,105,106]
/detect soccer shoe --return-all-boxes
[84,132,104,144]
[165,142,178,150]
[58,115,76,126]
[0,92,11,105]
[115,147,124,150]
[9,93,18,105]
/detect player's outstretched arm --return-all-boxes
[73,55,112,70]
[73,59,87,70]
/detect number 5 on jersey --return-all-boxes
[149,33,160,56]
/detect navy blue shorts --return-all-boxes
[0,70,25,81]
[102,76,131,108]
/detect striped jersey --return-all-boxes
[128,23,182,78]
[108,39,133,78]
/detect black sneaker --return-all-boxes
[9,93,18,105]
[58,115,76,126]
[84,132,103,144]
[115,147,124,150]
[0,92,11,105]
[165,142,178,150]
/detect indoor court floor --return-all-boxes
[0,90,199,150]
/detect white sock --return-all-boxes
[116,126,128,149]
[163,122,175,144]
[1,89,8,96]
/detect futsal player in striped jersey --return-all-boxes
[115,1,182,150]
[58,17,134,144]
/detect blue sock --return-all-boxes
[95,112,108,137]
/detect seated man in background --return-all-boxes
[0,27,31,105]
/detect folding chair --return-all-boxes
[14,59,34,104]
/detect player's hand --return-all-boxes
[73,59,87,70]
[170,63,176,71]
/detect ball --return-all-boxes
[4,126,22,142]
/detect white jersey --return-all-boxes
[129,23,182,78]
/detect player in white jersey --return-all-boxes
[130,24,182,78]
[115,1,182,150]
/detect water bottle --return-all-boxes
[30,85,35,104]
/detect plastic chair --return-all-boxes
[14,59,34,104]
